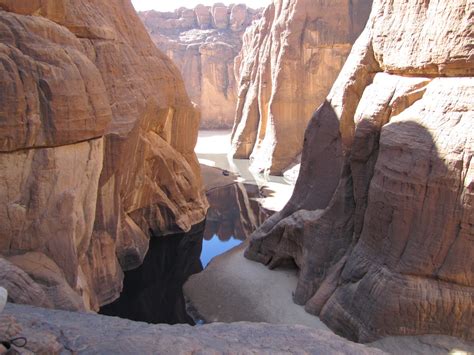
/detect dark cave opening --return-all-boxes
[100,222,205,325]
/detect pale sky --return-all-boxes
[132,0,271,12]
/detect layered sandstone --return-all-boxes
[0,0,208,311]
[246,0,473,342]
[139,5,261,129]
[231,0,373,175]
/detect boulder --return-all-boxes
[212,3,229,29]
[230,4,248,32]
[194,4,212,29]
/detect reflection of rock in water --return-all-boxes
[99,173,272,324]
[100,222,205,325]
[204,182,270,241]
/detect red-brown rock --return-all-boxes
[139,5,262,129]
[0,0,208,311]
[231,0,372,175]
[246,0,473,342]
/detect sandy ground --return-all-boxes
[191,132,323,328]
[184,246,474,354]
[200,163,240,191]
[184,244,329,329]
[195,130,294,212]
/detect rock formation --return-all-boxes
[231,0,373,175]
[139,4,261,129]
[0,0,208,312]
[246,0,473,342]
[3,303,385,354]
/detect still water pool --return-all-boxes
[201,235,243,268]
[100,130,284,325]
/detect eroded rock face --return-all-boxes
[139,5,262,129]
[231,0,373,175]
[246,0,473,342]
[0,0,208,311]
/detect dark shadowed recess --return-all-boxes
[100,222,205,325]
[100,181,269,325]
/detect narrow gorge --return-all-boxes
[0,0,472,354]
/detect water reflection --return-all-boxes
[201,236,242,268]
[100,177,268,324]
[99,130,289,324]
[200,181,269,268]
[195,130,295,212]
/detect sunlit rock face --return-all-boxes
[231,0,373,175]
[245,0,473,342]
[138,5,262,129]
[0,0,208,311]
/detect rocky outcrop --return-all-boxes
[0,0,208,311]
[231,0,373,175]
[139,5,261,129]
[246,0,473,342]
[2,303,385,354]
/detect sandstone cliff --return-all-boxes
[139,5,261,129]
[0,0,208,311]
[231,0,373,175]
[246,0,473,342]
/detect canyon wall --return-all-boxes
[0,0,208,311]
[231,0,373,175]
[246,0,473,342]
[139,5,261,129]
